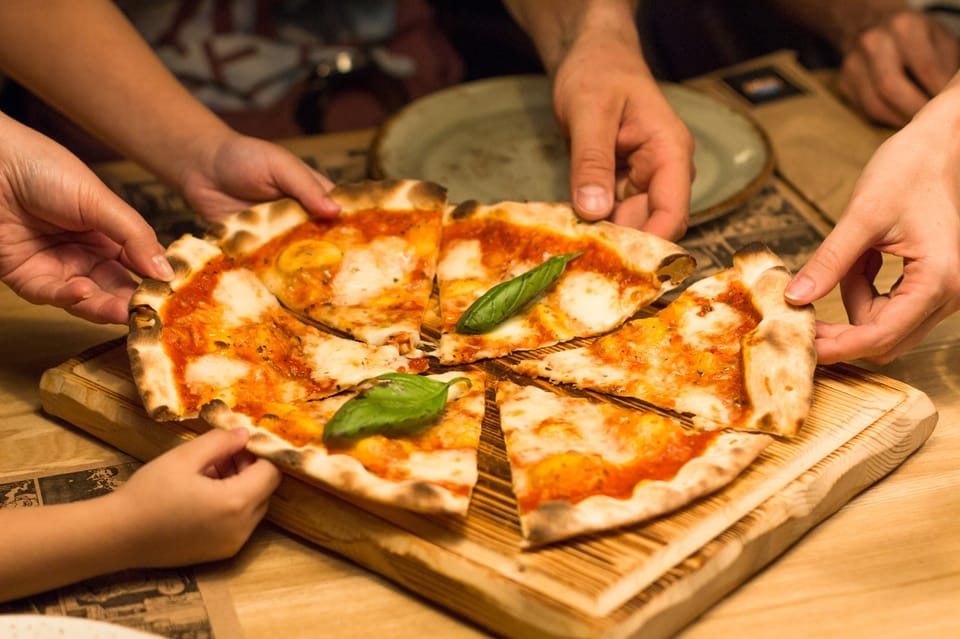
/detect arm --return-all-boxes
[771,0,960,126]
[0,0,339,223]
[0,428,280,602]
[785,71,960,363]
[504,0,693,239]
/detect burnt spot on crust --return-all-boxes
[656,253,697,284]
[205,222,228,242]
[733,241,770,261]
[449,200,481,221]
[407,180,448,209]
[332,178,393,200]
[756,411,775,432]
[128,307,162,340]
[165,254,194,279]
[218,229,260,258]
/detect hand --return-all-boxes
[111,428,281,567]
[838,10,960,127]
[785,95,960,364]
[179,133,341,224]
[551,29,694,239]
[0,114,174,324]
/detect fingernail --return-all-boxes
[785,274,814,302]
[153,255,175,281]
[575,185,612,217]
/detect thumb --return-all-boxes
[567,105,619,220]
[175,428,251,472]
[786,222,869,305]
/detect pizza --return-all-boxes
[510,243,817,437]
[496,381,772,546]
[202,371,486,515]
[209,179,447,355]
[127,234,427,422]
[435,200,696,364]
[126,179,817,545]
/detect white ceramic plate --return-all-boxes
[370,75,774,225]
[0,615,161,639]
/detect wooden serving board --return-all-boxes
[39,339,937,638]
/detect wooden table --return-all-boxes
[3,53,959,638]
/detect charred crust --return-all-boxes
[205,223,227,241]
[128,307,162,339]
[450,200,481,220]
[332,179,399,202]
[656,253,697,284]
[734,241,768,259]
[408,180,448,209]
[167,254,192,278]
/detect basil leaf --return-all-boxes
[456,251,582,334]
[323,373,471,442]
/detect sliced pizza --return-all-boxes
[435,200,696,364]
[127,234,427,421]
[209,179,446,355]
[511,243,817,437]
[202,371,486,515]
[496,381,772,546]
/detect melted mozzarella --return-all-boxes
[499,385,635,465]
[555,271,624,331]
[185,354,251,387]
[214,269,279,327]
[331,236,411,306]
[301,333,403,387]
[438,240,485,280]
[677,302,744,351]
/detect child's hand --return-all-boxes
[110,428,282,567]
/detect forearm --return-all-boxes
[504,0,641,74]
[769,0,910,50]
[0,0,231,192]
[0,494,138,601]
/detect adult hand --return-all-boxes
[112,428,281,567]
[178,132,341,224]
[551,28,694,239]
[785,95,960,364]
[0,114,173,324]
[838,10,960,127]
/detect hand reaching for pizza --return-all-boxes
[177,131,342,224]
[836,10,960,128]
[111,428,281,567]
[551,26,694,240]
[0,113,175,324]
[505,0,694,240]
[785,83,960,364]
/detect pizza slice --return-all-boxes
[209,179,446,355]
[435,200,696,364]
[511,243,817,437]
[202,371,486,515]
[496,381,772,546]
[127,234,427,421]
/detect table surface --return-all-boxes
[2,59,959,638]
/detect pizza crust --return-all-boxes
[128,235,223,420]
[733,243,817,437]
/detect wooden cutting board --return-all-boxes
[39,339,936,639]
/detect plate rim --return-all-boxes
[367,74,775,225]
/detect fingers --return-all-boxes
[785,215,875,306]
[567,98,619,220]
[175,427,252,473]
[75,181,174,283]
[276,163,340,218]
